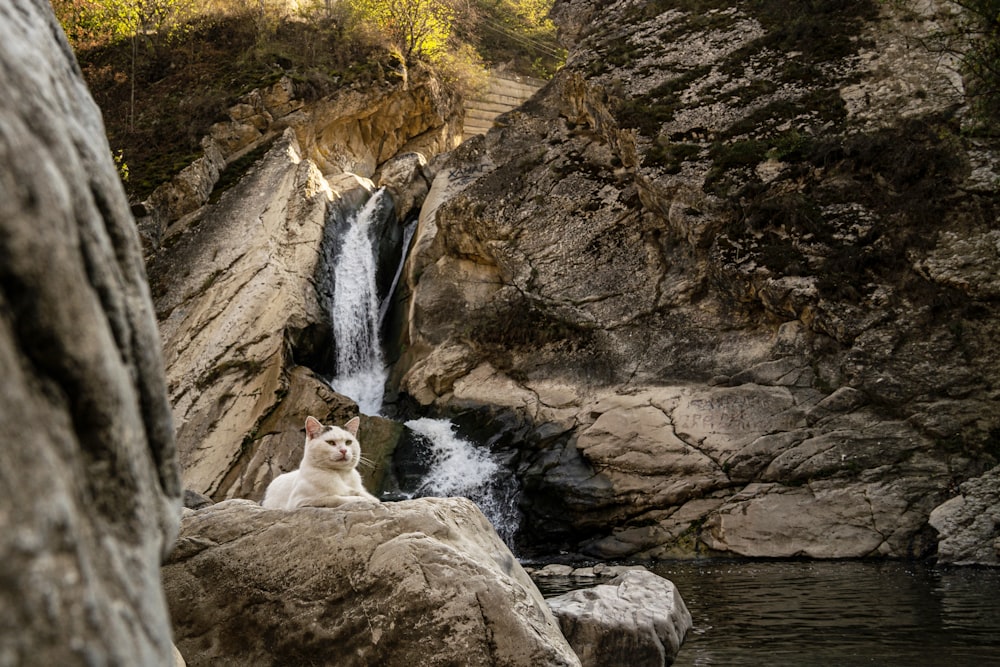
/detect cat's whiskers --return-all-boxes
[356,456,377,470]
[262,416,379,508]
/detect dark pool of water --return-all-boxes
[644,560,1000,667]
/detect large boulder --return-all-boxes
[508,382,946,559]
[162,498,581,667]
[0,0,180,663]
[395,0,1000,559]
[929,464,1000,565]
[547,570,692,667]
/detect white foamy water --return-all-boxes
[325,192,521,545]
[329,190,389,415]
[405,417,520,546]
[406,417,499,493]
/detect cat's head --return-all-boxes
[302,415,362,470]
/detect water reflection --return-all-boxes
[649,561,1000,667]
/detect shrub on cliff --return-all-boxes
[349,0,456,63]
[51,1,388,200]
[52,0,559,202]
[886,0,1000,130]
[947,0,1000,128]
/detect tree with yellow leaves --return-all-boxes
[350,0,462,62]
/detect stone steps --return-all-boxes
[463,72,545,138]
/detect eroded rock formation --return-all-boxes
[162,498,581,667]
[0,0,181,662]
[148,129,361,500]
[396,0,1000,561]
[139,63,461,251]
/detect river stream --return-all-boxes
[653,560,1000,666]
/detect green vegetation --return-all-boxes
[352,0,455,62]
[714,116,969,307]
[613,66,711,136]
[457,0,565,78]
[52,0,562,201]
[643,141,701,171]
[953,0,1000,127]
[892,0,1000,129]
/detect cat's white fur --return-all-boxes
[261,416,377,509]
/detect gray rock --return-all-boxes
[0,1,181,663]
[547,571,692,667]
[162,498,581,667]
[377,151,434,221]
[139,67,463,250]
[182,489,213,510]
[929,464,1000,566]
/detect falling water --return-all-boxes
[405,417,521,547]
[329,189,389,415]
[326,188,521,545]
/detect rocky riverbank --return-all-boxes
[163,497,691,666]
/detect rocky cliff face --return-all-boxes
[146,64,463,502]
[138,62,460,252]
[0,0,181,662]
[397,0,1000,560]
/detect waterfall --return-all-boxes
[326,187,521,547]
[329,189,390,415]
[405,418,521,547]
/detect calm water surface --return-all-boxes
[647,560,1000,667]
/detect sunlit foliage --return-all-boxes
[349,0,457,62]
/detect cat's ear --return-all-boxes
[305,416,324,440]
[344,416,360,437]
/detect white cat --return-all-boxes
[261,415,378,509]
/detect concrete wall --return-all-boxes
[463,72,545,137]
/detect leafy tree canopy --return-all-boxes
[50,0,561,199]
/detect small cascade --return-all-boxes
[404,418,521,547]
[329,189,390,415]
[325,187,521,547]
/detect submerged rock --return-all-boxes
[548,570,692,667]
[162,498,581,666]
[0,1,180,662]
